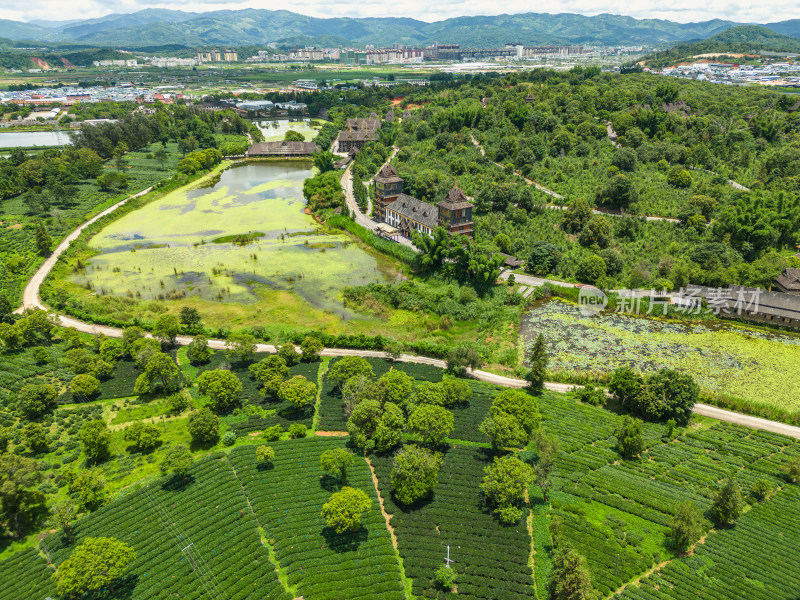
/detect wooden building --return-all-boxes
[373,164,404,217]
[774,268,800,295]
[437,187,474,237]
[384,194,438,239]
[246,141,318,157]
[336,115,381,152]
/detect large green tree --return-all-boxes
[197,369,243,413]
[52,537,136,597]
[320,448,355,486]
[481,454,533,524]
[546,546,600,600]
[391,444,443,505]
[321,487,372,534]
[407,404,454,447]
[80,419,111,464]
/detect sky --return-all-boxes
[0,0,794,26]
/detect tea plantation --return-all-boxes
[2,351,800,600]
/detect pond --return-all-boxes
[73,161,395,317]
[255,119,320,142]
[0,130,71,148]
[520,299,800,411]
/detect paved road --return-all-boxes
[15,169,800,441]
[15,185,154,316]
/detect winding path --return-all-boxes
[14,176,800,440]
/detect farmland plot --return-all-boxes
[228,437,406,600]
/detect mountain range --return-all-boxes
[1,10,800,49]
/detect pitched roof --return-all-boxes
[337,129,379,142]
[374,164,402,183]
[438,186,474,210]
[246,141,318,156]
[385,110,395,122]
[775,268,800,292]
[388,193,438,230]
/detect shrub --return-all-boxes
[287,423,308,438]
[222,431,237,447]
[435,564,457,590]
[262,425,283,441]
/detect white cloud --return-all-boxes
[0,0,794,26]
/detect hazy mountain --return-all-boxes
[636,25,800,68]
[0,10,799,49]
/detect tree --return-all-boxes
[154,147,169,169]
[408,404,454,447]
[166,390,192,415]
[123,421,162,452]
[154,313,181,345]
[66,469,107,511]
[481,455,533,524]
[784,457,800,484]
[226,331,257,364]
[670,501,703,552]
[578,217,613,249]
[134,352,183,394]
[328,356,374,390]
[160,444,193,482]
[301,336,323,362]
[320,448,355,485]
[632,369,699,424]
[22,422,48,453]
[391,444,443,505]
[321,487,372,534]
[313,150,335,173]
[52,537,136,597]
[527,241,562,275]
[179,306,202,329]
[256,445,275,465]
[527,334,548,394]
[81,419,111,464]
[278,375,317,411]
[373,370,413,406]
[0,454,46,536]
[49,502,77,543]
[615,416,645,459]
[561,198,593,234]
[532,430,559,502]
[491,389,541,435]
[609,367,643,411]
[441,378,473,407]
[70,373,100,401]
[17,383,57,420]
[197,369,242,413]
[611,147,637,172]
[34,221,51,255]
[250,355,288,399]
[347,400,405,453]
[546,546,599,600]
[186,335,212,364]
[710,479,744,527]
[285,130,305,142]
[577,254,607,284]
[278,343,299,366]
[188,407,220,444]
[435,564,457,590]
[480,411,529,452]
[413,381,447,407]
[446,343,483,376]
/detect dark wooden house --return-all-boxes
[437,187,474,238]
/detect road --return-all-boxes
[15,185,154,316]
[14,166,800,441]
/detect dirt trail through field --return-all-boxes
[365,456,401,551]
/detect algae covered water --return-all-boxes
[74,162,394,316]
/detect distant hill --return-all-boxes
[636,25,800,69]
[0,10,799,50]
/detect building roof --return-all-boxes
[437,186,474,210]
[374,164,402,184]
[246,141,318,156]
[388,193,438,230]
[775,268,800,292]
[385,110,395,122]
[345,117,381,132]
[337,129,379,142]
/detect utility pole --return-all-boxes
[182,542,196,571]
[445,545,454,568]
